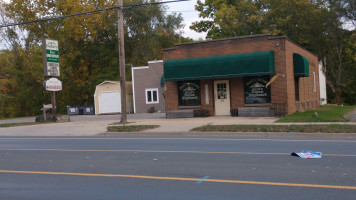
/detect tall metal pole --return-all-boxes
[118,0,127,123]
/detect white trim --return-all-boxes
[318,61,327,104]
[148,60,163,64]
[131,66,149,70]
[96,81,120,87]
[131,67,136,113]
[145,88,159,104]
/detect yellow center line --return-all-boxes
[0,169,355,190]
[0,148,355,157]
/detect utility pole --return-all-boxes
[118,0,127,123]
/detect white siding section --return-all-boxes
[319,62,327,105]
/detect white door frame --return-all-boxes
[214,80,231,115]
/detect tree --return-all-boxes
[191,0,356,104]
[0,0,184,117]
[190,0,266,39]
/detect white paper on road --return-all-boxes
[291,150,322,159]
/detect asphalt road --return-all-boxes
[0,136,355,200]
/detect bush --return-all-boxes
[230,109,238,116]
[193,109,209,117]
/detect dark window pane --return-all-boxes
[217,83,227,99]
[178,80,201,106]
[244,76,271,104]
[147,91,152,102]
[295,77,299,101]
[153,91,158,102]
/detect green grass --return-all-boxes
[107,125,160,132]
[109,122,134,125]
[277,105,356,122]
[0,122,52,128]
[192,124,356,133]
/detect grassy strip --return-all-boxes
[107,125,160,132]
[277,105,356,122]
[0,122,52,128]
[109,122,134,125]
[192,124,356,133]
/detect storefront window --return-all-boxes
[177,80,201,106]
[244,76,271,104]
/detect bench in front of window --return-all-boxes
[167,109,195,119]
[238,107,271,117]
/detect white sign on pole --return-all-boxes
[44,78,62,91]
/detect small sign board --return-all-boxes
[44,78,62,91]
[43,39,60,77]
[43,104,53,109]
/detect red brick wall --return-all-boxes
[164,81,178,112]
[230,78,244,109]
[285,40,320,113]
[163,35,319,115]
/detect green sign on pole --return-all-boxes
[43,39,60,77]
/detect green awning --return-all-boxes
[164,51,275,81]
[293,53,309,77]
[160,74,164,87]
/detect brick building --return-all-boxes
[162,34,319,117]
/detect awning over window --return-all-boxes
[293,53,309,77]
[164,51,275,81]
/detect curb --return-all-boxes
[101,131,356,139]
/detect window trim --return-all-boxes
[313,72,316,92]
[145,88,159,104]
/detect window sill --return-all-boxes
[146,102,159,104]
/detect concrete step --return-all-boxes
[238,107,271,117]
[167,109,194,119]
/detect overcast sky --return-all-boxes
[165,0,207,40]
[0,0,206,49]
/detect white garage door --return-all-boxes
[99,91,121,114]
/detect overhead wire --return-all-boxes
[0,0,192,28]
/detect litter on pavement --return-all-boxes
[291,150,322,159]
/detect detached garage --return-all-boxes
[94,81,133,115]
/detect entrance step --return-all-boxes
[238,107,271,117]
[167,109,194,119]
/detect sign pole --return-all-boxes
[43,39,61,120]
[51,91,56,116]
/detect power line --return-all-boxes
[0,0,192,28]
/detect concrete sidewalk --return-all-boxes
[136,116,278,133]
[0,113,355,137]
[346,109,356,122]
[0,114,278,136]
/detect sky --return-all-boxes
[0,0,206,49]
[165,0,207,40]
